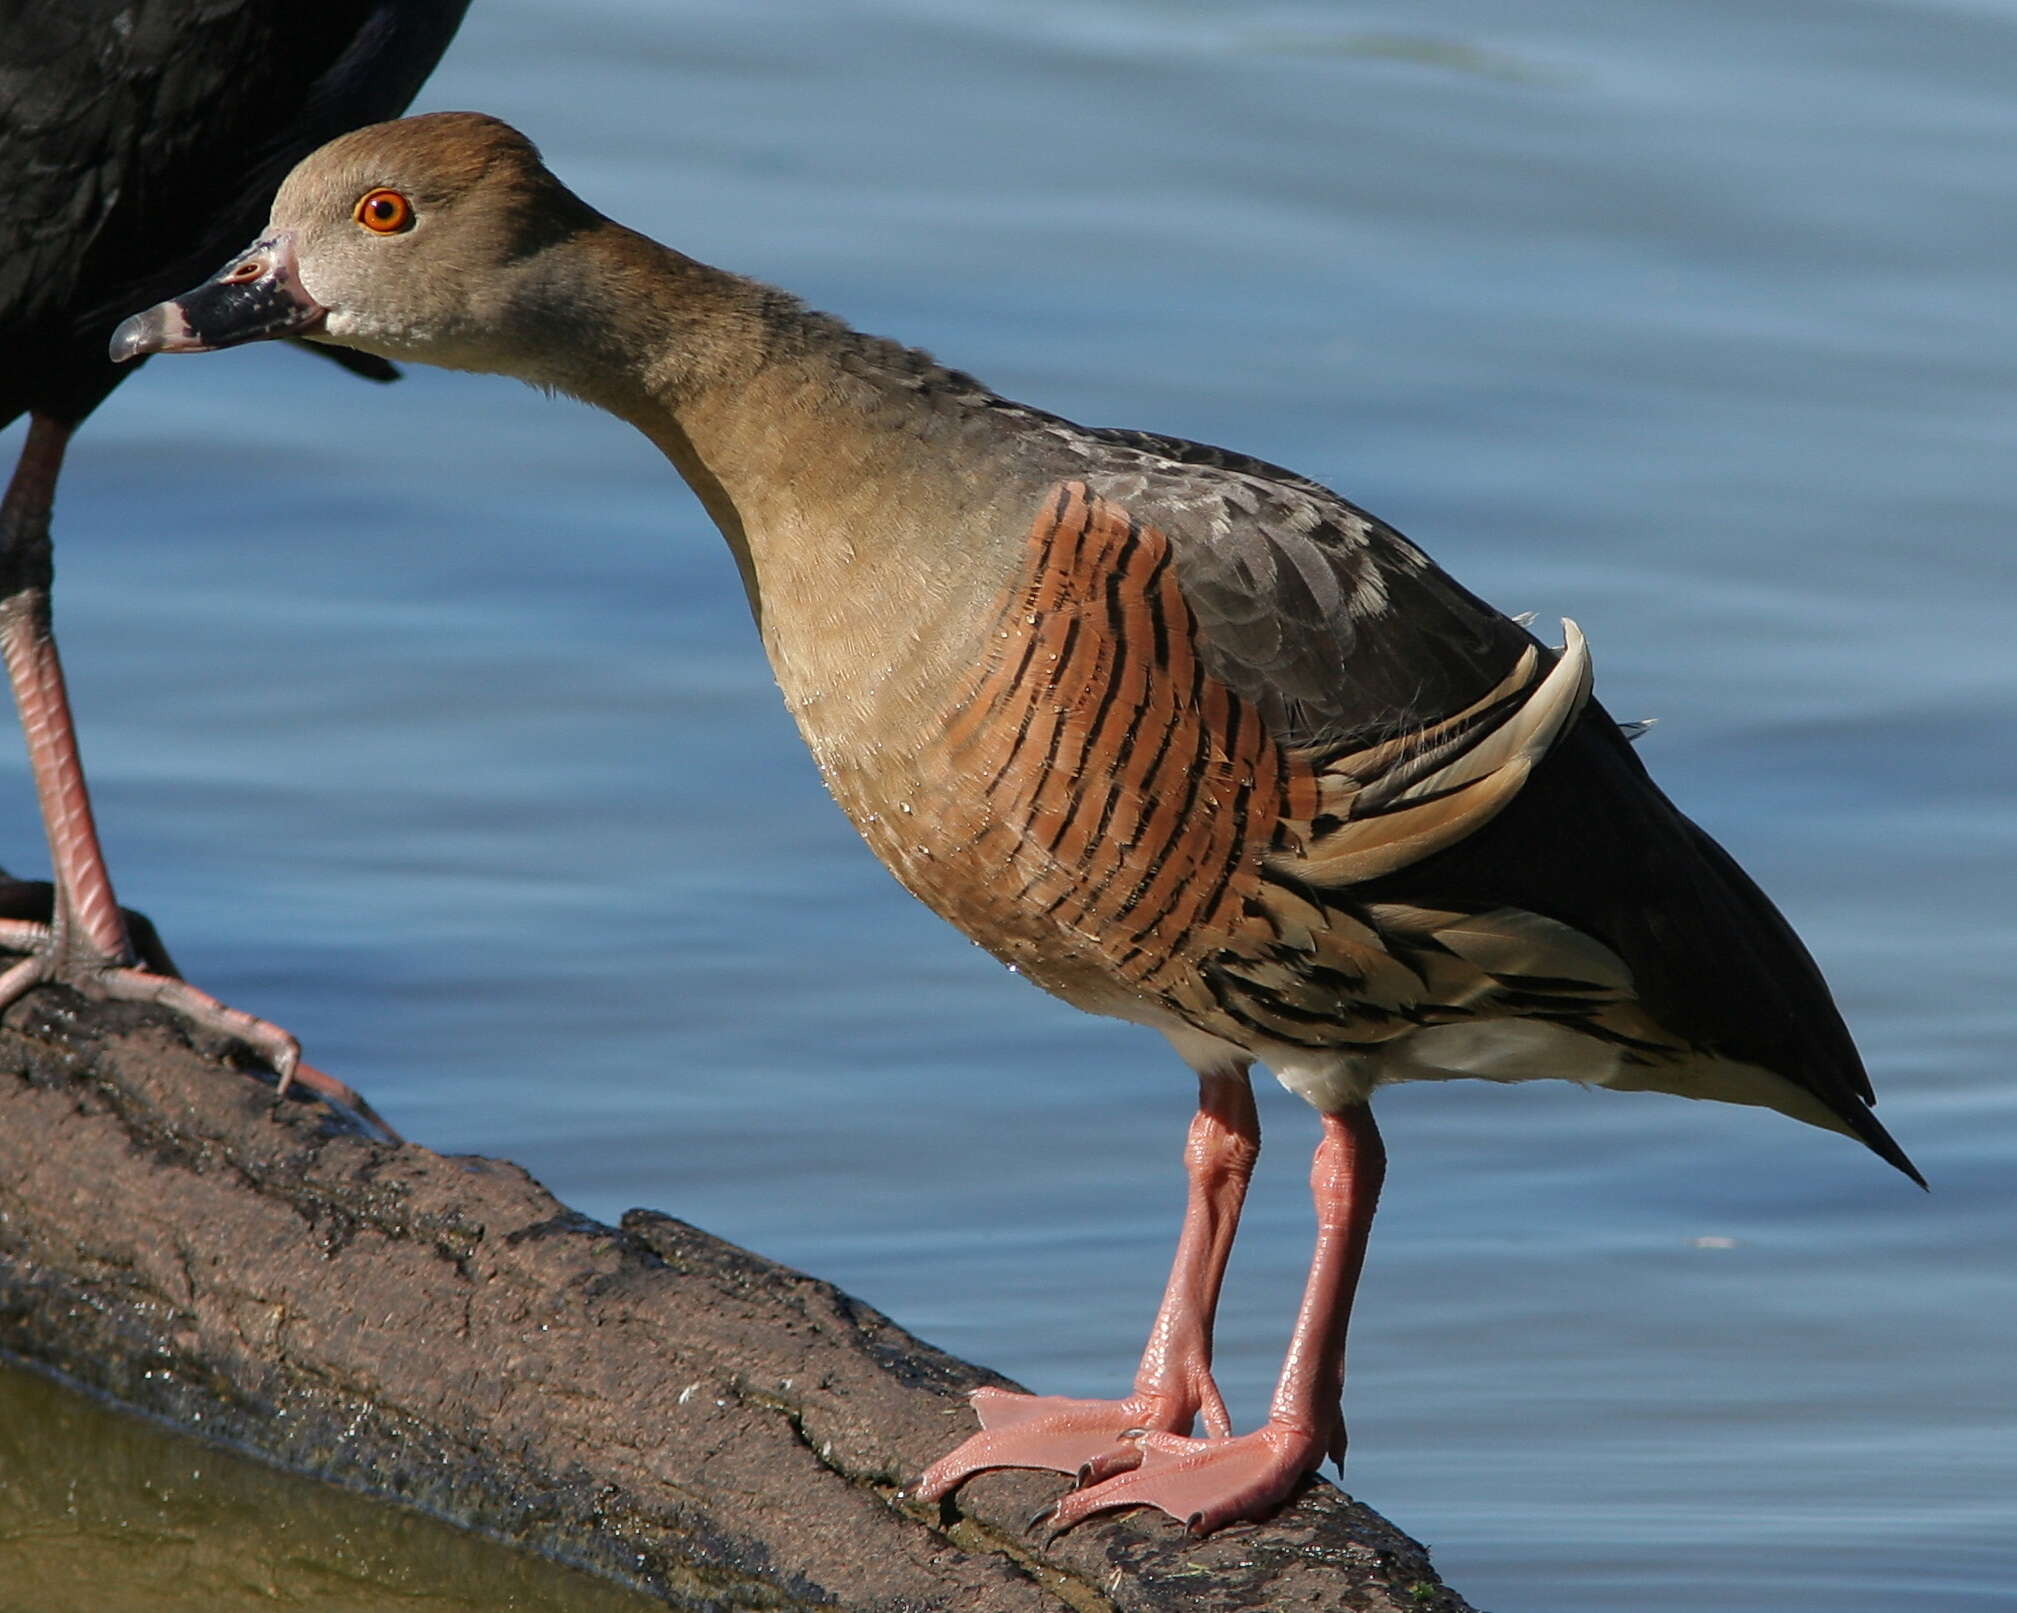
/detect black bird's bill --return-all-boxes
[109,231,326,362]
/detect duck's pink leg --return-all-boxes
[0,415,395,1140]
[915,1066,1260,1500]
[1039,1103,1385,1537]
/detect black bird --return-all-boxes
[0,0,467,1119]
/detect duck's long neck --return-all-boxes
[521,219,1033,764]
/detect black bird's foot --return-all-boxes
[0,868,400,1143]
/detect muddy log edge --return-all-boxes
[0,989,1473,1612]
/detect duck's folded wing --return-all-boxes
[1277,621,1591,885]
[1087,449,1917,1181]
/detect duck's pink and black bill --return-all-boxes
[109,231,325,362]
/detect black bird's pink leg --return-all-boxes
[0,415,395,1139]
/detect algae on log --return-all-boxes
[0,986,1474,1612]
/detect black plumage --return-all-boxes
[0,0,466,1101]
[3,0,469,434]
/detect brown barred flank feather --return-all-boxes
[935,483,1320,1001]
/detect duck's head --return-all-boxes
[112,112,602,378]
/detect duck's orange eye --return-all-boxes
[354,188,413,234]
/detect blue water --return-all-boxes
[5,2,2013,1608]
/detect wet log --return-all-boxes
[0,985,1474,1612]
